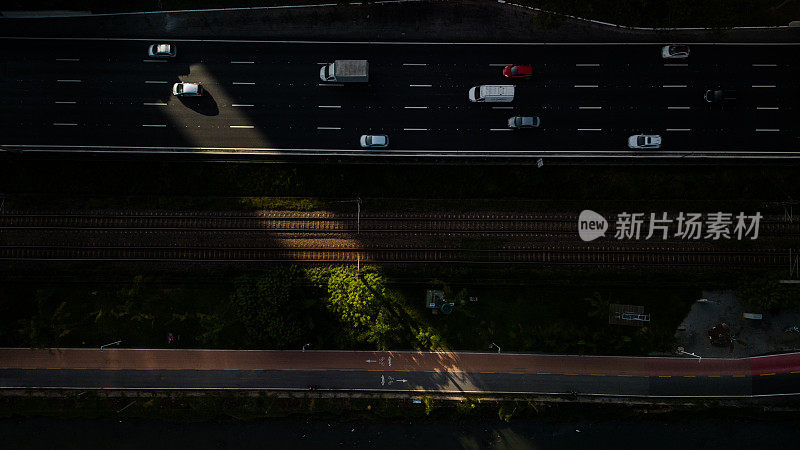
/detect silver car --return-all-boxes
[508,116,540,129]
[661,44,689,59]
[360,135,389,148]
[172,82,203,97]
[148,43,176,58]
[628,134,662,149]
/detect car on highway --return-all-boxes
[503,65,533,78]
[148,43,176,58]
[508,116,540,129]
[704,89,736,103]
[661,45,689,59]
[360,134,389,148]
[172,82,204,97]
[628,134,662,149]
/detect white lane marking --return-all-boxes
[409,84,432,87]
[54,101,76,104]
[403,63,427,66]
[318,105,342,108]
[489,128,511,131]
[752,64,777,67]
[56,79,81,82]
[142,124,167,127]
[663,63,688,67]
[666,128,691,131]
[230,125,255,129]
[404,106,429,109]
[575,63,600,67]
[317,127,341,130]
[53,123,77,126]
[662,84,687,88]
[667,106,691,110]
[232,104,254,107]
[145,80,168,84]
[231,61,255,64]
[488,63,510,66]
[232,82,256,85]
[143,59,167,63]
[491,106,513,109]
[752,85,776,88]
[318,83,343,87]
[55,58,79,61]
[577,128,602,131]
[143,102,167,106]
[755,128,780,132]
[574,84,598,88]
[403,128,428,131]
[756,106,779,110]
[579,106,602,110]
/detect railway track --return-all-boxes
[0,246,791,267]
[1,211,798,236]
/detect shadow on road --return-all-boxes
[177,92,219,116]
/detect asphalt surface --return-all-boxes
[1,38,798,159]
[1,349,799,398]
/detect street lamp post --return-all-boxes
[100,340,122,352]
[489,342,501,354]
[302,343,311,352]
[676,346,702,363]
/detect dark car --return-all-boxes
[704,89,736,103]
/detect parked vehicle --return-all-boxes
[468,85,514,103]
[148,43,176,58]
[502,65,533,78]
[704,89,736,103]
[628,134,662,149]
[661,45,689,59]
[320,60,369,83]
[360,134,388,148]
[172,82,203,97]
[508,116,540,129]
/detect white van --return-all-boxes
[468,85,514,103]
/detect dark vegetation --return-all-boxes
[2,160,798,213]
[2,265,702,355]
[3,0,798,27]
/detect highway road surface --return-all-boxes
[2,348,799,398]
[1,38,798,160]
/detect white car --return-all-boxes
[172,82,203,97]
[148,43,176,58]
[360,135,388,148]
[661,45,689,59]
[628,134,662,149]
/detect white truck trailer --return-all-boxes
[319,60,369,83]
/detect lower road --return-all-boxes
[2,348,799,398]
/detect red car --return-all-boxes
[503,65,533,78]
